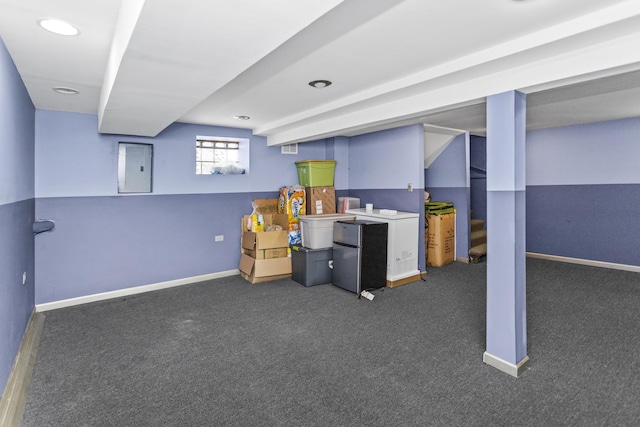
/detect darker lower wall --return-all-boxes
[470,177,487,225]
[469,135,487,224]
[526,184,640,266]
[34,192,279,304]
[0,199,35,390]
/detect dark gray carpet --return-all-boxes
[22,258,640,426]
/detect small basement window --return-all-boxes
[196,136,248,175]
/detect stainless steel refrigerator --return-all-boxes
[332,219,388,294]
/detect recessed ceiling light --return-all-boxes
[233,115,250,120]
[38,19,79,36]
[53,87,79,95]
[308,80,332,89]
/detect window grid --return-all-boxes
[196,139,239,174]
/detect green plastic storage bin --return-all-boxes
[295,160,336,187]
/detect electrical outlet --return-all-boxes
[215,235,224,242]
[407,183,413,192]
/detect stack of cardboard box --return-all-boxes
[238,212,292,283]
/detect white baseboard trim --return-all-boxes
[0,310,45,427]
[526,252,640,273]
[483,351,529,378]
[35,269,240,312]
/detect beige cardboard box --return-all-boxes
[242,247,288,260]
[242,230,289,251]
[241,213,289,232]
[305,186,336,215]
[426,213,455,267]
[253,198,279,215]
[239,254,292,283]
[240,272,292,284]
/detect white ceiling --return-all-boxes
[1,0,639,144]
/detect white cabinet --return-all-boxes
[345,208,421,286]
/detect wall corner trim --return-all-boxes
[35,270,240,312]
[483,352,529,378]
[0,310,45,427]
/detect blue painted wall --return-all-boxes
[348,125,426,270]
[331,136,350,191]
[0,37,36,394]
[34,110,331,304]
[34,117,429,303]
[527,184,640,265]
[526,118,640,266]
[35,111,330,197]
[425,133,471,260]
[470,117,640,267]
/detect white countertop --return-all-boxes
[345,208,419,220]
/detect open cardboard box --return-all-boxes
[239,254,292,283]
[241,212,289,231]
[239,212,292,283]
[252,198,279,215]
[241,213,289,251]
[242,230,289,251]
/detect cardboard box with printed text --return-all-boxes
[426,213,455,267]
